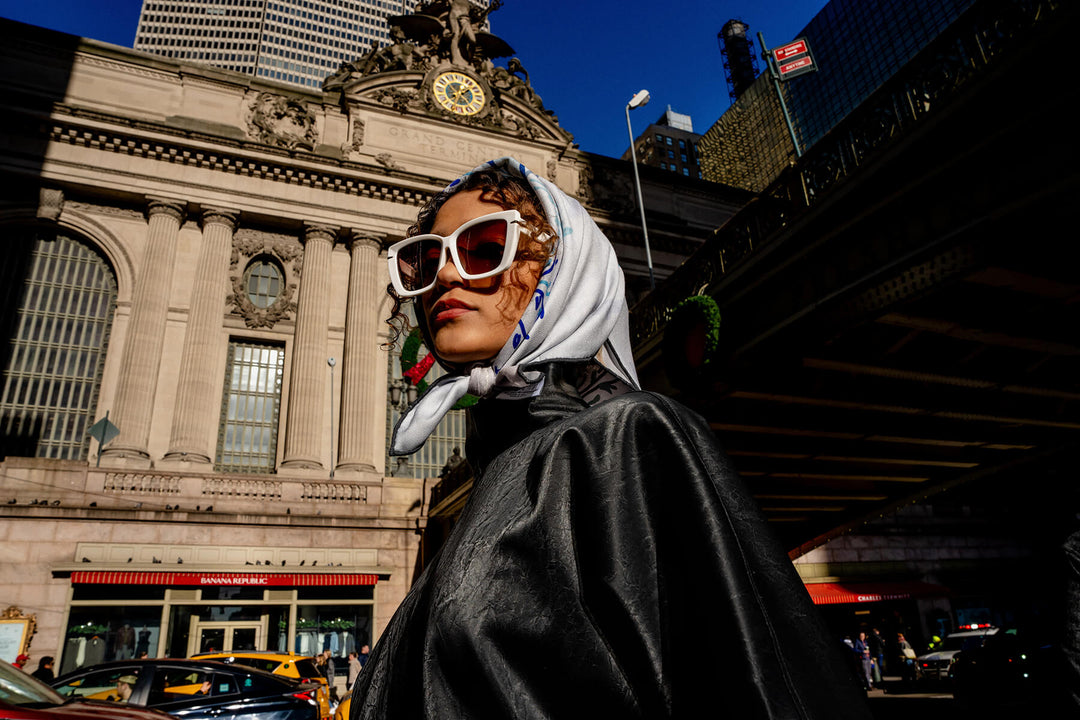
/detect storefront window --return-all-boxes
[294,605,372,675]
[166,605,288,658]
[60,607,162,675]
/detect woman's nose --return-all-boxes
[434,248,464,287]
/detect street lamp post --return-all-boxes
[625,89,656,290]
[327,357,336,479]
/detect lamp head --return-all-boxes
[628,89,651,110]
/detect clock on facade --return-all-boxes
[432,71,487,116]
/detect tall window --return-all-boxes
[0,229,116,459]
[216,341,284,473]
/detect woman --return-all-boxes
[30,656,54,683]
[353,158,869,718]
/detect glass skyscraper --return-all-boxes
[701,0,978,191]
[784,0,975,151]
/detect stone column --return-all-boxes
[280,224,336,469]
[164,208,238,463]
[336,232,385,473]
[103,198,185,459]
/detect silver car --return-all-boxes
[917,627,999,681]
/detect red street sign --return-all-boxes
[773,39,809,63]
[772,37,817,81]
[779,56,814,75]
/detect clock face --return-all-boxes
[432,71,486,116]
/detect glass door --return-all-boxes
[188,621,264,656]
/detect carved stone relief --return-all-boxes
[374,87,421,114]
[65,201,145,220]
[324,0,573,145]
[351,119,365,150]
[375,153,402,170]
[576,163,594,204]
[228,228,302,329]
[244,92,319,150]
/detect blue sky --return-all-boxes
[0,0,829,158]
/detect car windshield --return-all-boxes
[943,635,986,652]
[0,662,66,707]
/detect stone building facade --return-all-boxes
[0,13,743,670]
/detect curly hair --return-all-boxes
[384,168,559,349]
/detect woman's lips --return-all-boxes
[430,298,473,325]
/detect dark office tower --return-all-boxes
[621,106,705,180]
[719,19,759,102]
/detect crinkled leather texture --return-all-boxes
[352,363,871,719]
[1065,530,1080,711]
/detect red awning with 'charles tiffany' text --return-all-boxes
[70,571,378,586]
[804,581,948,605]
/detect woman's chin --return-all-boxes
[432,332,505,366]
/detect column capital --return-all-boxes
[303,223,338,244]
[146,197,187,222]
[201,207,239,230]
[347,230,386,251]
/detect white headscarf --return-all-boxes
[390,157,640,456]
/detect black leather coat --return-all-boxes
[352,363,871,718]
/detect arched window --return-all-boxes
[0,228,117,459]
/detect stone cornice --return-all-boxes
[42,109,440,207]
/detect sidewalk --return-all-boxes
[865,675,955,720]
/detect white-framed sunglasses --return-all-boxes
[387,209,524,297]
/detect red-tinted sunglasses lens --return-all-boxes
[456,219,510,276]
[397,237,444,292]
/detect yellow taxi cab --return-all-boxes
[190,651,330,719]
[334,695,350,720]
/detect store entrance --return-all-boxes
[188,619,266,656]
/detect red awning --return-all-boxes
[804,581,948,605]
[70,571,378,587]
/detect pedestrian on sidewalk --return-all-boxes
[854,632,875,690]
[31,656,54,682]
[896,632,917,684]
[868,628,885,683]
[346,651,361,691]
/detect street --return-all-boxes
[866,680,955,720]
[865,674,1071,720]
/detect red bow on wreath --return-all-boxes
[403,353,435,384]
[398,328,479,409]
